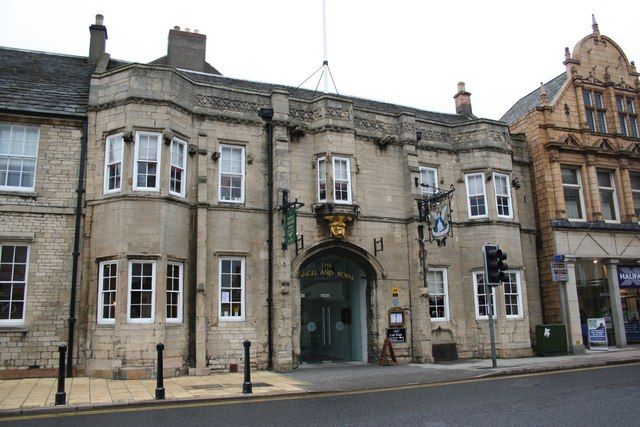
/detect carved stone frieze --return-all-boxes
[451,130,505,144]
[195,94,267,113]
[290,108,322,122]
[326,107,351,121]
[354,116,398,134]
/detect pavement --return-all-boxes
[1,345,639,417]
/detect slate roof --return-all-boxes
[0,45,475,125]
[177,69,472,125]
[0,47,95,117]
[501,72,567,125]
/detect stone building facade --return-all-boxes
[0,46,94,377]
[2,15,541,378]
[503,18,640,353]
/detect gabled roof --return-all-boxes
[177,69,473,125]
[501,72,567,125]
[0,47,95,117]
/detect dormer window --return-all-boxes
[583,90,607,133]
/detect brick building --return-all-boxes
[503,17,640,353]
[2,15,541,378]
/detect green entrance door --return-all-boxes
[299,255,367,364]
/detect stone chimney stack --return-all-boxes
[88,14,107,65]
[167,26,207,72]
[454,82,473,116]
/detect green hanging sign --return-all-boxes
[284,209,297,246]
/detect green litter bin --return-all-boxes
[535,324,568,356]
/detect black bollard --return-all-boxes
[155,343,165,400]
[55,344,67,405]
[242,340,252,394]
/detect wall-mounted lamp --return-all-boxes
[211,151,221,160]
[511,177,521,190]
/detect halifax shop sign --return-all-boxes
[617,265,640,288]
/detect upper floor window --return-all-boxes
[166,262,183,323]
[219,257,245,321]
[420,166,438,196]
[127,260,156,323]
[219,145,245,203]
[104,134,123,194]
[616,96,639,138]
[169,138,187,198]
[583,90,607,133]
[98,261,117,324]
[503,271,523,318]
[317,157,327,202]
[597,170,619,222]
[333,157,352,204]
[473,272,496,319]
[465,173,487,218]
[493,172,512,218]
[561,167,585,220]
[0,123,39,191]
[631,173,640,222]
[133,132,161,191]
[427,268,449,321]
[317,156,352,204]
[0,244,29,325]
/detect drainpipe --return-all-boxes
[259,107,274,370]
[67,119,88,376]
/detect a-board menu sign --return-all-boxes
[386,328,406,343]
[587,318,608,350]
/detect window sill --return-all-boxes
[166,321,184,326]
[0,191,38,199]
[0,326,28,333]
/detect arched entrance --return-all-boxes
[298,250,375,364]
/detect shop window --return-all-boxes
[166,262,183,323]
[616,95,639,138]
[128,260,156,323]
[0,244,29,325]
[0,123,39,191]
[133,132,161,191]
[493,172,512,218]
[420,166,438,196]
[473,272,496,319]
[427,268,449,321]
[597,170,619,222]
[465,173,487,218]
[561,167,585,220]
[169,138,187,198]
[219,145,245,203]
[98,261,117,324]
[104,134,123,194]
[583,90,607,133]
[503,271,523,318]
[631,173,640,221]
[219,257,245,321]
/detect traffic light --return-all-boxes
[484,244,508,284]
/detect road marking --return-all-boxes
[2,361,639,422]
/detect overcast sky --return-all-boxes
[1,0,638,120]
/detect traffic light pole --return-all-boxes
[483,243,508,369]
[486,283,497,368]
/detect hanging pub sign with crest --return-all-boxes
[416,180,455,247]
